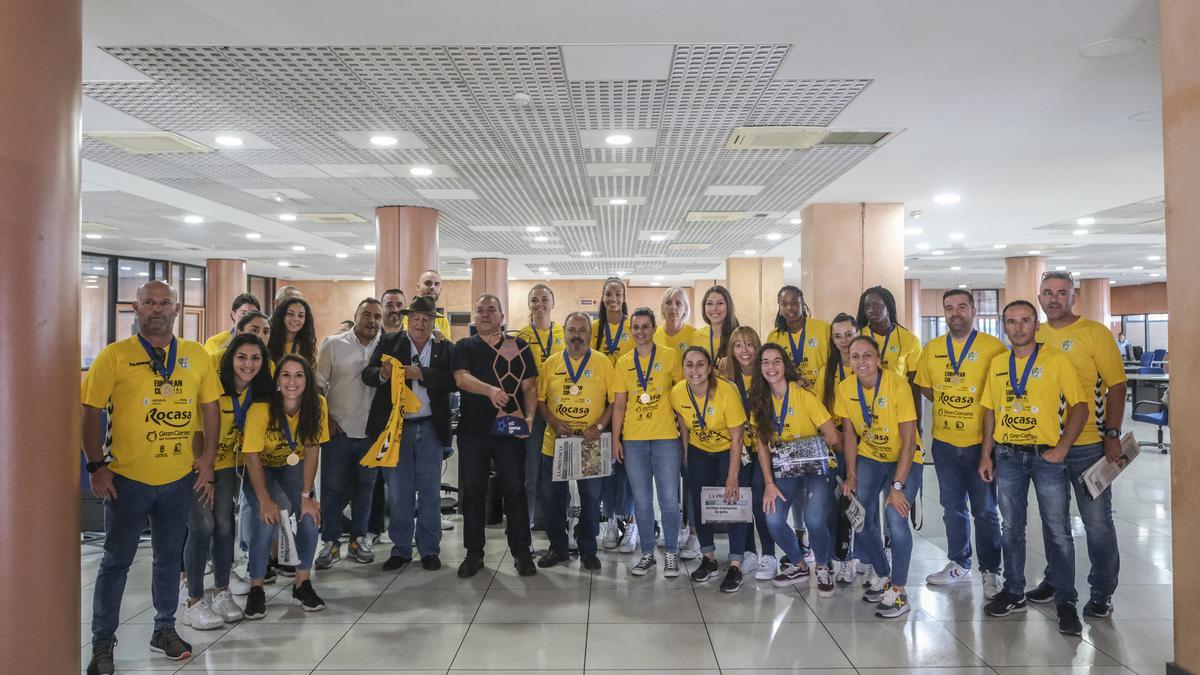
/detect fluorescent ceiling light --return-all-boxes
[525,225,541,232]
[409,166,434,177]
[1076,217,1096,226]
[949,232,964,241]
[186,277,201,282]
[534,235,549,242]
[1147,255,1161,261]
[744,249,757,255]
[214,135,243,147]
[931,249,946,256]
[608,198,628,206]
[335,253,349,259]
[539,267,550,273]
[1073,229,1089,236]
[958,284,968,289]
[92,266,105,271]
[605,134,633,146]
[291,245,306,251]
[136,272,148,277]
[183,215,204,224]
[650,281,661,286]
[277,261,290,267]
[933,193,961,205]
[363,244,377,251]
[783,261,793,268]
[244,233,261,239]
[1109,280,1116,284]
[789,218,802,225]
[1055,265,1067,271]
[85,234,102,239]
[1028,249,1042,255]
[649,234,666,242]
[120,266,131,271]
[279,213,297,222]
[1150,273,1161,277]
[362,276,375,281]
[369,135,398,146]
[993,244,1007,249]
[84,285,100,289]
[950,266,962,271]
[579,251,595,257]
[766,232,782,241]
[654,275,665,281]
[1133,265,1144,270]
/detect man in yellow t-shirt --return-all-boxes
[416,270,453,338]
[977,300,1088,630]
[537,312,615,570]
[82,281,221,671]
[203,292,262,354]
[1028,271,1128,615]
[914,289,1007,592]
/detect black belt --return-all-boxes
[1004,443,1050,453]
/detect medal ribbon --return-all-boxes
[280,415,298,451]
[530,322,554,360]
[734,374,750,413]
[838,362,846,382]
[773,383,790,435]
[603,320,624,354]
[564,349,591,388]
[874,325,893,362]
[946,329,978,377]
[686,383,712,430]
[137,335,177,387]
[633,345,656,396]
[1008,343,1040,402]
[231,388,253,431]
[786,323,807,368]
[709,330,717,358]
[857,369,883,428]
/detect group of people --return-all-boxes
[83,268,1128,675]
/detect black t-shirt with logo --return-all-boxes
[451,334,538,437]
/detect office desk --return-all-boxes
[1127,372,1169,405]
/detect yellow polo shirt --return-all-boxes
[863,324,922,378]
[612,345,683,441]
[654,324,698,355]
[914,330,1008,447]
[767,317,832,400]
[538,349,614,456]
[834,370,924,464]
[591,318,633,364]
[242,396,330,467]
[515,322,565,364]
[670,378,746,453]
[1036,317,1127,446]
[981,345,1087,447]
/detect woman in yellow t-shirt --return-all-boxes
[182,333,274,629]
[696,285,740,364]
[592,277,634,547]
[241,354,330,618]
[654,286,697,354]
[611,307,684,577]
[834,335,924,619]
[514,283,565,529]
[749,343,843,597]
[670,346,749,592]
[819,311,861,584]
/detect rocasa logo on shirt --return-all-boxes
[555,404,592,419]
[938,391,975,410]
[1001,412,1037,431]
[145,407,193,428]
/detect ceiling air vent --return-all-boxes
[726,126,828,150]
[686,211,746,222]
[298,213,368,224]
[820,130,892,145]
[85,131,213,154]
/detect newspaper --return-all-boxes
[771,436,831,478]
[276,509,301,566]
[700,487,753,523]
[551,433,613,481]
[1081,432,1140,499]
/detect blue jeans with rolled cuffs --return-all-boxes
[242,463,318,580]
[686,445,751,561]
[184,467,240,599]
[766,472,838,567]
[854,455,924,587]
[623,438,683,554]
[1037,441,1119,601]
[994,444,1076,605]
[930,439,1002,572]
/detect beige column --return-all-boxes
[904,278,922,333]
[1162,2,1200,672]
[470,257,509,312]
[375,206,438,300]
[726,257,784,338]
[0,0,81,671]
[800,203,906,322]
[204,258,247,338]
[1077,277,1112,326]
[1004,256,1046,318]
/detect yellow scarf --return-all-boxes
[361,354,422,468]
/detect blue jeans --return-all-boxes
[601,459,632,519]
[623,438,683,554]
[184,467,239,598]
[855,456,923,586]
[766,472,837,566]
[994,444,1076,605]
[525,416,548,527]
[1040,442,1120,601]
[385,418,443,558]
[747,459,776,557]
[541,454,603,555]
[686,445,750,561]
[242,464,318,580]
[319,432,377,542]
[92,473,192,644]
[930,439,1002,572]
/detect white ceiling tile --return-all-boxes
[561,45,674,81]
[313,164,394,178]
[585,162,654,177]
[334,130,429,149]
[248,164,331,178]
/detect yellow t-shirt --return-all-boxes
[695,324,724,359]
[612,345,683,441]
[670,378,747,453]
[213,393,264,471]
[981,345,1087,447]
[204,329,235,355]
[834,370,924,464]
[1036,317,1128,446]
[767,381,834,442]
[362,355,424,468]
[515,322,565,364]
[81,336,221,485]
[914,330,1008,447]
[242,395,331,467]
[434,314,452,340]
[654,324,698,355]
[538,349,615,456]
[863,324,922,378]
[767,317,832,400]
[591,318,634,364]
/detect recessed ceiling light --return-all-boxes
[916,242,931,250]
[650,281,661,286]
[1150,273,1161,277]
[766,232,782,241]
[186,277,202,282]
[120,266,132,271]
[951,266,962,271]
[277,261,290,267]
[136,272,149,277]
[270,193,286,203]
[1055,265,1067,271]
[958,284,968,289]
[649,234,666,242]
[608,198,628,206]
[579,250,595,257]
[605,134,633,146]
[1073,229,1089,236]
[409,166,434,177]
[904,227,923,236]
[92,266,105,271]
[244,233,261,239]
[292,245,306,251]
[183,214,204,224]
[903,265,909,271]
[362,276,375,281]
[654,275,665,281]
[543,270,553,275]
[364,244,376,251]
[85,233,102,239]
[1147,255,1161,261]
[1109,280,1116,285]
[83,285,100,289]
[279,213,297,222]
[783,261,793,268]
[214,135,243,147]
[1076,217,1096,226]
[744,249,757,255]
[993,244,1007,249]
[910,210,924,219]
[534,235,549,242]
[526,225,541,233]
[949,232,964,241]
[1028,249,1042,255]
[933,193,961,205]
[539,266,550,273]
[369,135,398,147]
[1132,265,1144,270]
[931,249,946,256]
[789,218,802,225]
[335,252,349,259]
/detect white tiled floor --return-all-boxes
[81,414,1175,673]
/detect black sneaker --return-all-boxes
[984,590,1028,617]
[291,580,325,612]
[457,553,485,578]
[719,565,744,593]
[1025,579,1055,604]
[690,556,720,582]
[538,549,570,568]
[1083,598,1113,618]
[1057,602,1083,636]
[514,554,538,576]
[421,554,441,571]
[244,586,267,620]
[87,640,115,675]
[381,555,411,572]
[149,626,193,660]
[580,553,602,571]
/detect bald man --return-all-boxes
[416,270,453,338]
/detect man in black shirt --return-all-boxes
[451,293,539,577]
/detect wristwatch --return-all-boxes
[891,480,905,491]
[1103,427,1121,439]
[595,423,605,432]
[86,460,107,474]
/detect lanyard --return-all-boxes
[873,325,894,362]
[687,383,712,430]
[289,340,299,354]
[838,362,846,382]
[564,350,591,386]
[137,334,177,383]
[786,323,807,367]
[280,415,297,451]
[946,329,978,376]
[530,322,554,360]
[773,383,790,434]
[734,374,750,413]
[709,329,717,358]
[633,345,656,393]
[231,388,253,430]
[603,320,624,354]
[856,369,882,428]
[1008,343,1040,400]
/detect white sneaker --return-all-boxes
[856,560,871,575]
[755,554,779,580]
[567,528,578,552]
[835,559,856,584]
[618,522,639,553]
[655,524,666,549]
[180,597,225,630]
[601,517,622,550]
[741,551,759,577]
[679,532,702,560]
[677,527,691,550]
[982,571,1002,600]
[441,518,454,531]
[861,564,877,588]
[228,570,252,596]
[210,589,244,623]
[926,561,972,586]
[177,579,189,607]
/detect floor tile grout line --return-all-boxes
[307,562,402,672]
[686,556,725,673]
[582,551,593,673]
[443,545,507,673]
[801,583,859,671]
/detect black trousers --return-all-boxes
[457,433,531,557]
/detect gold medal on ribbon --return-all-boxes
[160,382,174,397]
[1011,400,1023,413]
[570,385,581,396]
[638,392,651,404]
[286,452,300,466]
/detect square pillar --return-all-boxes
[726,257,784,338]
[801,203,906,322]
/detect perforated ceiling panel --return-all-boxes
[82,44,877,279]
